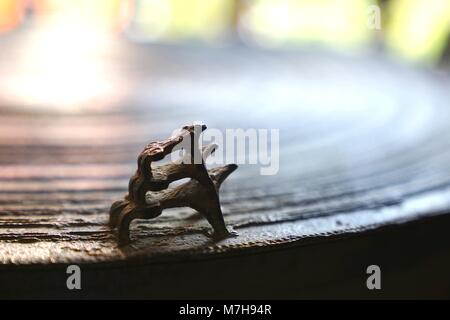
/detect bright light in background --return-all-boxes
[1,0,450,114]
[167,0,234,41]
[32,0,133,33]
[0,0,24,32]
[129,0,172,41]
[0,0,133,112]
[238,0,375,49]
[386,0,450,64]
[128,0,234,43]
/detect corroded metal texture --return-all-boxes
[1,46,450,269]
[109,124,238,244]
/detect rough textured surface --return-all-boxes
[1,45,450,273]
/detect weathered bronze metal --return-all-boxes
[109,124,238,244]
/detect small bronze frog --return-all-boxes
[109,124,238,244]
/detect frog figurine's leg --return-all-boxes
[115,202,163,244]
[109,124,238,245]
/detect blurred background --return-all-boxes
[0,0,449,113]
